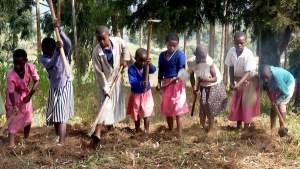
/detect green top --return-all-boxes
[270,66,295,103]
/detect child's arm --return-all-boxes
[234,71,251,89]
[22,80,39,104]
[23,64,40,103]
[201,65,217,83]
[59,30,72,62]
[149,63,156,74]
[128,68,142,89]
[7,75,16,112]
[39,52,60,69]
[157,54,163,89]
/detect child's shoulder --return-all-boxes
[6,68,16,79]
[128,64,137,72]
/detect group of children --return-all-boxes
[0,22,296,148]
[0,20,74,148]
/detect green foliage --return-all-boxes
[0,0,34,60]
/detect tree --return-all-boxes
[0,0,34,60]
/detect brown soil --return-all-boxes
[0,117,299,169]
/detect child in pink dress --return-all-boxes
[5,49,39,148]
[157,33,189,136]
[127,48,156,133]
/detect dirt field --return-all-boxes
[0,115,300,169]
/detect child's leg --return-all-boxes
[58,123,66,144]
[24,124,31,139]
[199,102,206,129]
[237,121,242,129]
[175,116,182,136]
[166,117,174,130]
[9,133,16,147]
[144,117,149,133]
[206,104,214,132]
[134,117,142,132]
[244,123,250,130]
[278,105,287,128]
[54,123,59,136]
[270,107,277,131]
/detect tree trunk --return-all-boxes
[259,27,292,66]
[220,25,225,72]
[111,14,120,37]
[208,23,215,58]
[72,0,78,59]
[223,23,230,87]
[196,28,201,46]
[183,32,188,55]
[35,0,41,55]
[139,26,143,47]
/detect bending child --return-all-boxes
[260,65,295,133]
[127,48,156,133]
[5,49,39,148]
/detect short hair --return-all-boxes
[41,37,56,50]
[165,33,179,43]
[13,49,27,62]
[234,31,246,40]
[95,25,110,35]
[135,48,147,59]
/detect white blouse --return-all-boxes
[224,47,256,78]
[188,55,222,87]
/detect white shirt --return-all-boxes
[225,47,256,77]
[188,55,222,87]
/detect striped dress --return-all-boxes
[46,80,74,125]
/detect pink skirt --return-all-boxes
[228,79,260,123]
[127,90,154,121]
[160,78,189,117]
[6,102,33,134]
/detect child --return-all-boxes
[91,25,130,144]
[260,65,295,132]
[40,21,74,145]
[188,46,227,132]
[157,33,189,136]
[5,49,39,148]
[225,32,260,130]
[127,48,156,133]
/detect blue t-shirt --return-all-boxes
[128,64,156,93]
[158,49,186,80]
[103,48,114,68]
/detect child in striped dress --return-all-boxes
[157,33,189,136]
[5,49,39,148]
[127,48,156,133]
[40,21,74,145]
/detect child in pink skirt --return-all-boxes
[5,49,39,148]
[157,33,189,135]
[127,48,156,133]
[225,32,260,130]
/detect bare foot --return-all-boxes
[135,128,143,133]
[8,143,16,149]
